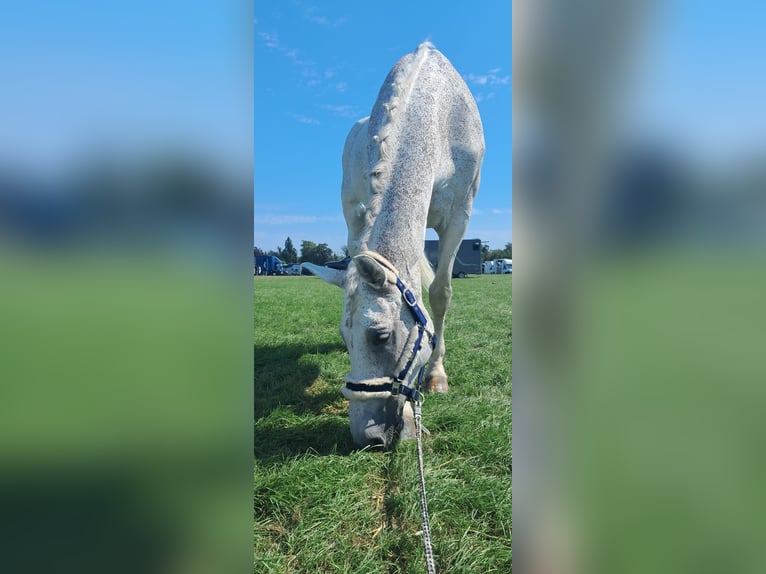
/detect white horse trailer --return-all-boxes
[495,258,512,274]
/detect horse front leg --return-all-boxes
[425,215,471,393]
[426,271,451,392]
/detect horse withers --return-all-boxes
[304,42,485,448]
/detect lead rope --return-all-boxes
[414,401,437,574]
[411,363,437,574]
[357,251,437,572]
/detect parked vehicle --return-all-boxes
[424,238,482,278]
[495,258,512,274]
[254,255,285,276]
[325,256,351,270]
[286,264,302,276]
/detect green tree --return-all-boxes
[278,237,298,264]
[285,237,298,263]
[299,240,316,263]
[299,240,336,265]
[315,243,335,264]
[482,242,512,262]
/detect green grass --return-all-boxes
[254,274,512,573]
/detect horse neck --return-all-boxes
[365,179,431,290]
[363,48,439,287]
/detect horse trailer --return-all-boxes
[494,258,512,274]
[424,238,483,278]
[254,255,285,276]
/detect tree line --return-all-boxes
[255,237,511,266]
[481,242,512,263]
[253,237,343,266]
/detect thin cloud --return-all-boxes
[257,29,325,88]
[301,4,348,27]
[254,213,344,225]
[475,92,496,103]
[293,114,320,125]
[464,67,509,104]
[320,104,360,118]
[464,71,511,87]
[472,207,512,216]
[256,17,350,90]
[258,31,280,49]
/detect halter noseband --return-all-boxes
[343,251,437,405]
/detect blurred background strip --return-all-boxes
[0,2,253,573]
[513,2,766,574]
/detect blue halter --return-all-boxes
[390,276,437,404]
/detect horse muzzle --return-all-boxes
[346,393,415,448]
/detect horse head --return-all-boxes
[303,253,434,448]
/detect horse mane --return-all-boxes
[363,42,435,235]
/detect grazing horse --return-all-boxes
[304,42,485,447]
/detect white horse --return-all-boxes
[304,42,485,447]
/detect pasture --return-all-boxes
[254,273,512,573]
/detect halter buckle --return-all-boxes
[396,382,422,404]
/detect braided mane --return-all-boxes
[361,42,435,244]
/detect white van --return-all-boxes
[495,259,512,274]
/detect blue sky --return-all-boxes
[254,1,513,254]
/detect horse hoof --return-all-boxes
[425,375,449,393]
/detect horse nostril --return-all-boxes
[368,329,391,346]
[369,435,386,447]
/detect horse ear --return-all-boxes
[301,263,345,288]
[353,254,388,289]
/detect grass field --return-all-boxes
[254,273,512,573]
